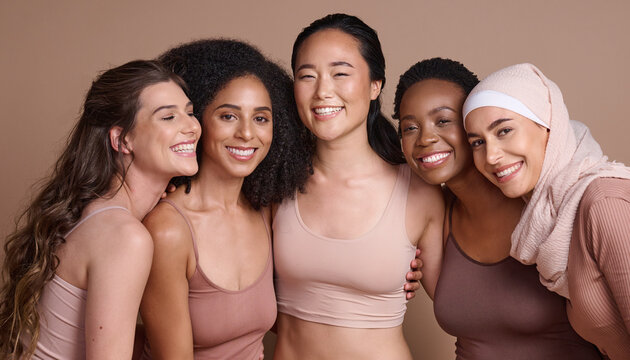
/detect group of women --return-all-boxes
[0,11,628,360]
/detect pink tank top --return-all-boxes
[142,200,276,359]
[30,206,128,359]
[273,165,416,328]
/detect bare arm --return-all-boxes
[406,175,445,300]
[140,203,195,360]
[85,219,153,360]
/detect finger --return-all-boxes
[406,269,423,281]
[405,280,421,292]
[406,291,416,300]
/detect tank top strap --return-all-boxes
[160,199,199,262]
[383,164,411,221]
[448,199,455,235]
[259,210,271,245]
[65,206,128,237]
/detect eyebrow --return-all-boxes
[152,101,193,115]
[216,104,272,112]
[296,61,354,72]
[467,118,512,138]
[399,106,456,121]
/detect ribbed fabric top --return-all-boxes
[273,165,416,328]
[30,206,128,359]
[142,199,276,360]
[567,177,630,359]
[434,203,601,360]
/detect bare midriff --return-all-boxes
[273,313,412,360]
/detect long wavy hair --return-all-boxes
[0,60,186,358]
[291,13,405,164]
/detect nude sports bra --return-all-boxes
[273,165,416,328]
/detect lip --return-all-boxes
[311,105,344,121]
[226,146,257,161]
[416,151,451,169]
[492,161,523,183]
[170,139,197,158]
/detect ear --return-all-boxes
[370,79,382,101]
[109,126,132,154]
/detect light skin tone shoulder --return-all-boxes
[54,81,200,359]
[140,75,272,360]
[274,28,442,360]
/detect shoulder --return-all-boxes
[86,211,153,269]
[143,201,193,254]
[405,165,444,208]
[579,177,630,218]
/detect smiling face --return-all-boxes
[293,28,381,142]
[125,80,200,179]
[399,79,472,185]
[200,75,273,179]
[465,106,549,198]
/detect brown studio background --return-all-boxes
[1,1,629,358]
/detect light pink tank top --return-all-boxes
[29,206,128,359]
[273,165,416,328]
[142,199,276,360]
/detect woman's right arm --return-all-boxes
[140,203,195,359]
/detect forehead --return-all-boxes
[295,28,362,64]
[400,79,465,112]
[211,76,271,105]
[138,81,186,108]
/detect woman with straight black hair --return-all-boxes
[272,14,443,359]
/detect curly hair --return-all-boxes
[393,57,479,121]
[291,13,405,164]
[0,60,185,358]
[158,39,312,209]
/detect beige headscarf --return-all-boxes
[463,63,630,298]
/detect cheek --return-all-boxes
[472,150,487,173]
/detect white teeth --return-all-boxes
[313,106,343,115]
[171,143,195,153]
[421,152,449,163]
[227,147,255,156]
[496,163,521,178]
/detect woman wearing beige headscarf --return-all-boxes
[463,63,630,359]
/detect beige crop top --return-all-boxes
[273,165,416,328]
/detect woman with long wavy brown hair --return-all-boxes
[0,60,201,359]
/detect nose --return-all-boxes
[236,119,254,141]
[416,124,438,146]
[484,139,502,165]
[315,76,333,99]
[184,114,201,137]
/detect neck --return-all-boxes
[110,166,171,220]
[446,164,516,216]
[189,161,245,211]
[313,127,383,177]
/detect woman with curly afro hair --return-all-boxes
[137,39,311,359]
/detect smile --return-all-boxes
[227,146,256,157]
[421,152,450,164]
[170,143,195,153]
[495,162,522,178]
[313,106,343,116]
